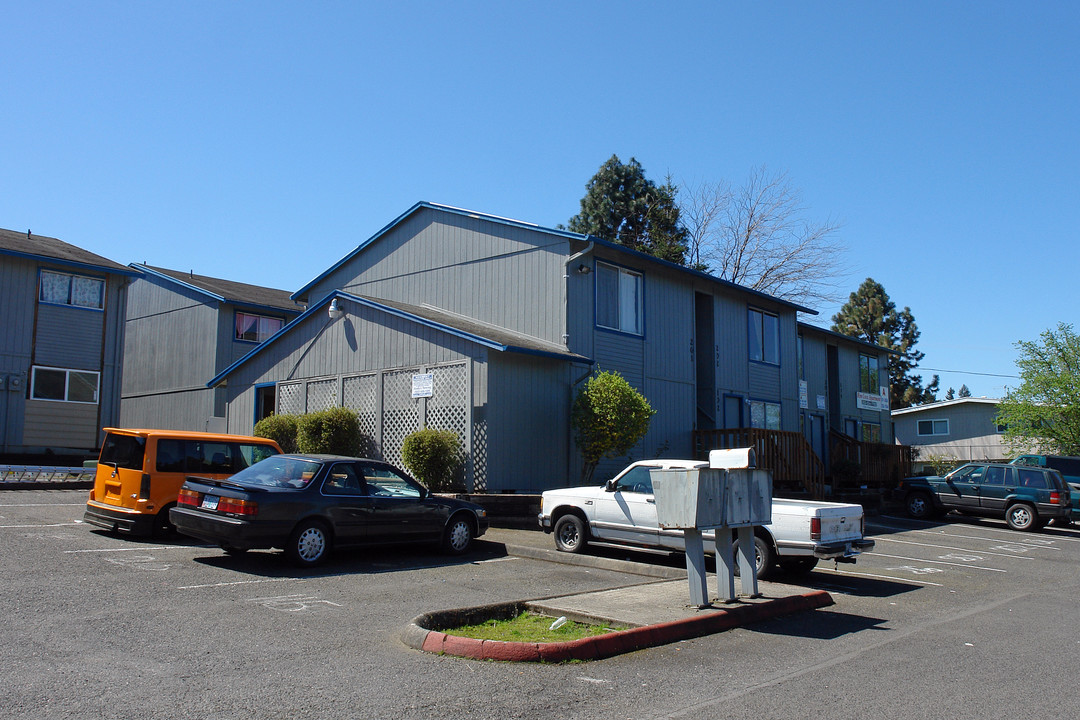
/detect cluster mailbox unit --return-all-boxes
[650,448,772,606]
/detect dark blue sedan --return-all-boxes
[170,454,487,566]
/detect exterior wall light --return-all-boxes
[328,298,344,320]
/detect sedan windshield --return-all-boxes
[228,456,323,489]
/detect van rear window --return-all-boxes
[100,434,146,470]
[156,439,279,474]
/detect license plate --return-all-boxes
[200,495,219,511]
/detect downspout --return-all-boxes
[562,240,594,348]
[563,239,594,484]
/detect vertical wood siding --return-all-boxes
[485,355,569,491]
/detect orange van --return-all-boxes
[84,428,281,536]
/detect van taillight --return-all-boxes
[177,488,201,507]
[218,497,257,516]
[810,517,821,540]
[139,473,151,500]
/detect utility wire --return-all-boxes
[919,367,1019,379]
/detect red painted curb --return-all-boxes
[411,590,833,662]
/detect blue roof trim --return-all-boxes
[1,248,141,277]
[797,321,902,356]
[131,264,226,303]
[208,291,587,387]
[290,201,815,314]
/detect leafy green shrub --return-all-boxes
[401,428,463,492]
[296,407,363,456]
[253,413,300,454]
[571,370,655,484]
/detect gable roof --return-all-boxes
[291,201,817,314]
[133,264,303,315]
[0,227,136,276]
[891,396,1001,416]
[208,289,591,388]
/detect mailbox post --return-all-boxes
[652,455,772,606]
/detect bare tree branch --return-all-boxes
[680,166,848,307]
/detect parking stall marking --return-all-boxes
[874,516,1080,544]
[248,593,342,613]
[817,567,944,586]
[105,554,172,571]
[178,577,293,590]
[0,522,82,529]
[871,552,1007,572]
[872,536,1035,560]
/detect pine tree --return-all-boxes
[832,278,939,409]
[567,155,689,265]
[958,384,972,397]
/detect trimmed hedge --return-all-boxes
[253,413,300,454]
[296,407,364,456]
[402,428,463,492]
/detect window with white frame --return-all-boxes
[596,261,643,335]
[39,270,104,309]
[748,309,779,364]
[30,366,100,403]
[235,312,284,343]
[749,400,781,430]
[917,419,949,436]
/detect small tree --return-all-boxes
[958,384,972,398]
[296,407,363,456]
[253,413,300,454]
[996,323,1080,455]
[571,370,656,484]
[401,428,464,492]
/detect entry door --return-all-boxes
[592,466,659,546]
[724,396,744,429]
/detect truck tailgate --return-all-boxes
[816,505,863,542]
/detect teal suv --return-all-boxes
[897,462,1071,531]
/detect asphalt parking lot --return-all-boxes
[4,489,1080,720]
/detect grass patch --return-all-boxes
[447,611,616,643]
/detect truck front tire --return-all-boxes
[553,514,588,554]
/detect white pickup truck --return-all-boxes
[538,459,874,579]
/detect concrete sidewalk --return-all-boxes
[402,527,834,662]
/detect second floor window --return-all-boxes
[859,354,880,393]
[596,262,643,335]
[235,312,284,343]
[748,309,779,364]
[39,270,104,309]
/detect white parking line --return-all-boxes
[0,503,83,507]
[66,545,209,553]
[872,552,1006,572]
[817,567,944,586]
[873,536,1035,559]
[0,522,82,529]
[178,578,293,590]
[874,516,1080,543]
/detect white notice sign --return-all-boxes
[411,373,433,398]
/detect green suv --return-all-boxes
[898,462,1071,531]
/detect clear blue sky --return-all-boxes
[4,1,1077,400]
